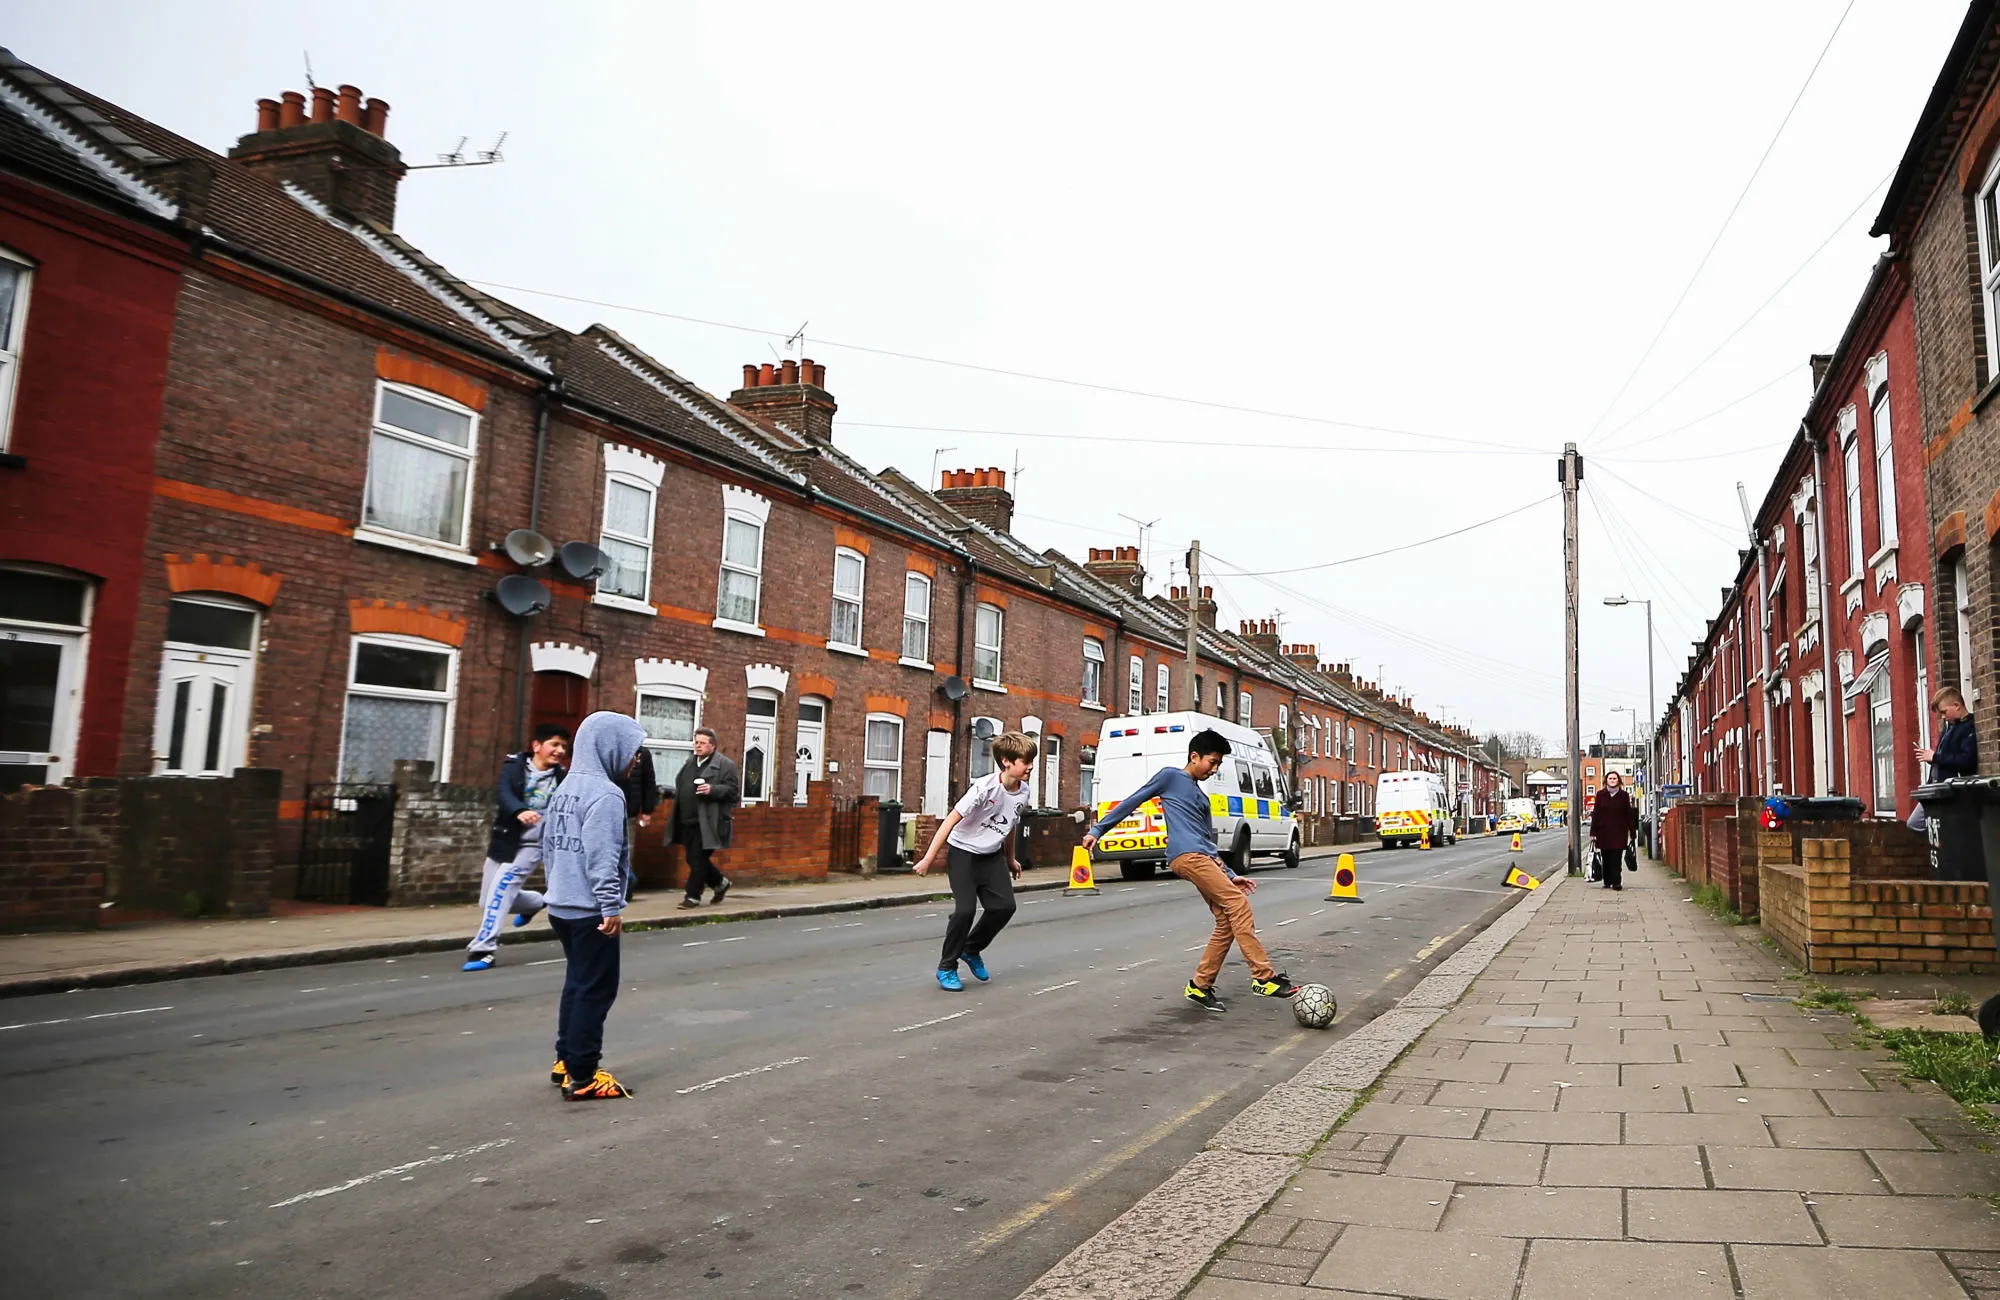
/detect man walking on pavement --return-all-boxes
[463,724,568,972]
[676,727,740,909]
[1591,769,1637,892]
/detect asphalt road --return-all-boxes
[0,832,1572,1300]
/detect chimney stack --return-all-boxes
[727,357,837,443]
[1283,642,1318,671]
[1238,618,1282,658]
[1167,584,1219,630]
[1084,545,1145,595]
[936,467,1016,533]
[228,81,405,228]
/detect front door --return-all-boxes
[743,694,777,805]
[0,627,82,791]
[1036,735,1061,809]
[153,649,251,775]
[794,698,825,805]
[530,671,589,743]
[923,729,951,815]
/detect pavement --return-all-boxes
[1016,856,2000,1300]
[0,832,1517,1300]
[0,842,1405,997]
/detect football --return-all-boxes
[1291,982,1338,1029]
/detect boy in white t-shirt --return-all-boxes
[912,730,1038,992]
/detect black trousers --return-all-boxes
[679,822,723,900]
[551,914,620,1080]
[1599,842,1625,889]
[938,845,1016,970]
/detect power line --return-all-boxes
[1579,0,1859,445]
[1591,462,1746,543]
[469,279,1536,454]
[1601,437,1793,465]
[842,420,1542,458]
[1212,495,1555,576]
[1595,364,1806,458]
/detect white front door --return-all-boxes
[154,648,251,775]
[0,626,83,789]
[923,729,951,815]
[794,698,825,805]
[1036,735,1061,809]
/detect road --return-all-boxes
[0,832,1571,1299]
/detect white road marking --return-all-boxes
[1275,918,1299,926]
[719,936,747,944]
[683,940,710,947]
[1115,959,1158,972]
[893,1010,973,1034]
[268,1139,514,1208]
[674,1056,812,1095]
[1385,882,1502,895]
[1030,981,1080,997]
[298,987,328,993]
[1309,908,1326,916]
[526,958,564,966]
[800,927,824,932]
[0,1005,173,1032]
[839,922,864,928]
[1183,944,1205,952]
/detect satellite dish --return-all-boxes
[558,541,610,582]
[503,528,556,568]
[494,574,552,618]
[939,675,969,702]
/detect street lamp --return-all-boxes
[1603,595,1656,858]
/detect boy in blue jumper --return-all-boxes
[1084,729,1302,1013]
[542,711,646,1100]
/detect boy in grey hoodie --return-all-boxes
[542,711,646,1100]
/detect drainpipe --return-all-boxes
[513,378,559,747]
[1810,426,1841,793]
[1742,480,1775,796]
[952,554,975,790]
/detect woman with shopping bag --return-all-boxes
[1590,771,1638,892]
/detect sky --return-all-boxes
[11,1,1972,758]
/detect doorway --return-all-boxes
[923,729,951,815]
[154,597,259,776]
[1,568,91,792]
[743,692,778,804]
[530,670,590,747]
[794,697,826,804]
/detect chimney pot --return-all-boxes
[813,363,826,385]
[309,86,334,124]
[256,98,280,132]
[279,91,307,128]
[781,358,799,385]
[1201,586,1212,599]
[742,364,758,388]
[362,97,390,135]
[335,84,364,126]
[758,362,776,386]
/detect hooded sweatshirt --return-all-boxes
[543,711,646,920]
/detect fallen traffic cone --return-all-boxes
[1065,845,1100,896]
[1510,833,1523,852]
[1327,852,1362,902]
[1503,866,1542,890]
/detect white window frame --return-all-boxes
[1127,656,1145,713]
[357,381,480,558]
[829,546,867,654]
[595,445,664,613]
[636,684,702,787]
[1237,691,1252,727]
[1870,387,1897,551]
[973,603,1005,689]
[1954,555,1975,703]
[1977,153,2000,379]
[1869,687,1895,816]
[1081,637,1105,707]
[864,712,904,801]
[1215,681,1227,715]
[1840,410,1863,580]
[714,486,770,636]
[0,249,31,454]
[969,715,1001,779]
[338,632,459,784]
[901,572,932,667]
[1155,662,1170,713]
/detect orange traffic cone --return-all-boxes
[1327,853,1362,902]
[1065,845,1100,896]
[1510,833,1523,852]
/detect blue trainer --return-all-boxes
[513,905,539,928]
[936,968,964,992]
[963,951,989,981]
[462,953,494,972]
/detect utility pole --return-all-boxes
[1185,540,1201,711]
[1560,443,1583,876]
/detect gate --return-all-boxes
[829,795,868,872]
[297,783,396,904]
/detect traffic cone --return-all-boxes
[1503,866,1542,890]
[1419,827,1431,850]
[1327,852,1362,902]
[1510,833,1522,852]
[1065,845,1100,896]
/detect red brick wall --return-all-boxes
[0,181,185,779]
[0,782,114,930]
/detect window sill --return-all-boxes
[898,656,935,671]
[1866,541,1899,568]
[593,593,657,617]
[972,680,1009,695]
[713,617,766,638]
[0,451,25,470]
[354,528,481,566]
[1078,701,1108,712]
[826,642,869,659]
[1838,574,1864,595]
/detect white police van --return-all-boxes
[1089,712,1301,880]
[1375,769,1456,848]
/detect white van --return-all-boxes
[1375,770,1455,848]
[1089,712,1301,880]
[1499,796,1540,833]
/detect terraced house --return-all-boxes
[0,51,1498,904]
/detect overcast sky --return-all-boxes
[13,1,1971,757]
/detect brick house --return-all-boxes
[1876,0,2000,772]
[0,53,186,792]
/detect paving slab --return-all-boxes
[1277,1172,1455,1231]
[1703,1145,1887,1194]
[1342,1102,1483,1139]
[1438,1185,1622,1238]
[1687,1087,1830,1115]
[1555,1084,1691,1113]
[1626,1189,1821,1243]
[1767,1115,1937,1150]
[1385,1136,1546,1186]
[1809,1193,2000,1248]
[1542,1143,1707,1188]
[1623,1111,1775,1147]
[1518,1240,1735,1299]
[1310,1225,1526,1299]
[1731,1245,1971,1300]
[1477,1110,1621,1144]
[1867,1150,2000,1195]
[1429,1081,1561,1112]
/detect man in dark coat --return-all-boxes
[1590,770,1638,892]
[675,727,740,908]
[1911,687,1978,836]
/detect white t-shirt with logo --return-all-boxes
[947,772,1033,855]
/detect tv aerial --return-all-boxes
[407,131,509,172]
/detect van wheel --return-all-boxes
[1118,861,1158,881]
[1228,829,1253,876]
[1283,833,1301,870]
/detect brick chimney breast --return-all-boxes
[936,467,1015,533]
[1085,543,1145,595]
[727,357,838,443]
[229,82,405,228]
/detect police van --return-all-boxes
[1089,712,1301,880]
[1375,769,1456,848]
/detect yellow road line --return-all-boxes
[1413,921,1471,963]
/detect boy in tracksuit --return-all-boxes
[912,730,1038,991]
[542,711,646,1100]
[1083,729,1303,1013]
[462,724,569,972]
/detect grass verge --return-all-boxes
[1874,1028,2000,1108]
[1688,881,1748,926]
[1795,982,1858,1015]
